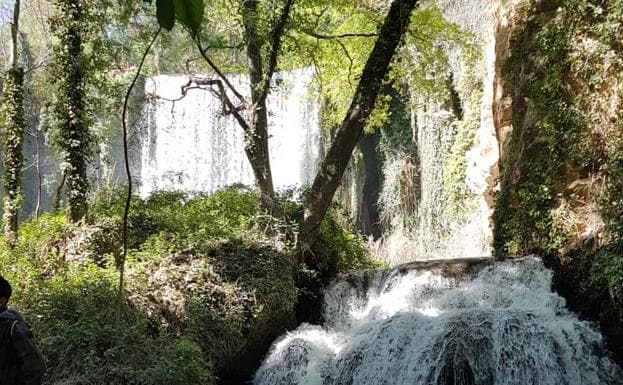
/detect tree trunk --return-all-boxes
[9,0,20,68]
[2,68,25,246]
[2,0,24,246]
[242,0,276,213]
[358,132,382,239]
[34,126,42,218]
[55,0,88,222]
[298,0,418,251]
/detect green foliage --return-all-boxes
[174,0,205,36]
[0,185,291,384]
[157,0,176,31]
[154,0,205,36]
[0,261,213,385]
[89,186,258,249]
[401,6,477,100]
[180,238,297,373]
[494,0,623,321]
[0,175,379,385]
[375,88,419,230]
[592,245,623,307]
[0,213,68,277]
[494,0,585,256]
[313,204,383,274]
[377,86,413,159]
[442,88,482,219]
[602,124,623,244]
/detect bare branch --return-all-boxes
[302,30,378,40]
[191,78,250,131]
[201,41,245,50]
[335,39,355,87]
[149,77,251,133]
[24,57,51,74]
[196,36,247,105]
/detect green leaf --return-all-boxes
[156,0,176,31]
[173,0,204,36]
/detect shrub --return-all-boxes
[89,186,258,249]
[1,262,213,385]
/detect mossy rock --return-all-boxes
[128,237,297,382]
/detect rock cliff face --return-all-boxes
[492,0,623,363]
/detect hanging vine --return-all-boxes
[116,27,161,325]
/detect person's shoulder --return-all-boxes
[0,308,25,322]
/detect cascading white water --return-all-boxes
[138,68,321,197]
[254,257,622,385]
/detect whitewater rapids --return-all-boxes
[254,257,621,385]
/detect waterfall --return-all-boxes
[254,257,622,385]
[137,68,321,197]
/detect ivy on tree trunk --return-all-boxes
[2,0,24,246]
[50,0,90,222]
[1,68,25,246]
[242,0,277,213]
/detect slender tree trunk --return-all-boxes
[358,132,382,239]
[2,0,24,246]
[242,0,276,213]
[9,0,20,67]
[298,0,418,251]
[34,128,42,218]
[54,171,66,211]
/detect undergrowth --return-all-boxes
[0,186,376,384]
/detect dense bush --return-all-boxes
[89,185,259,248]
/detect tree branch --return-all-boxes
[193,78,251,132]
[260,0,295,100]
[148,77,251,132]
[335,39,355,87]
[298,0,419,252]
[196,36,248,105]
[302,30,378,40]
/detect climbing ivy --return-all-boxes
[1,68,26,245]
[494,2,578,255]
[48,0,94,222]
[494,0,623,256]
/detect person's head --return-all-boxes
[0,276,11,308]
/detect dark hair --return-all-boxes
[0,276,11,301]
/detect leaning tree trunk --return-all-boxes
[2,0,24,246]
[242,0,277,213]
[298,0,419,252]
